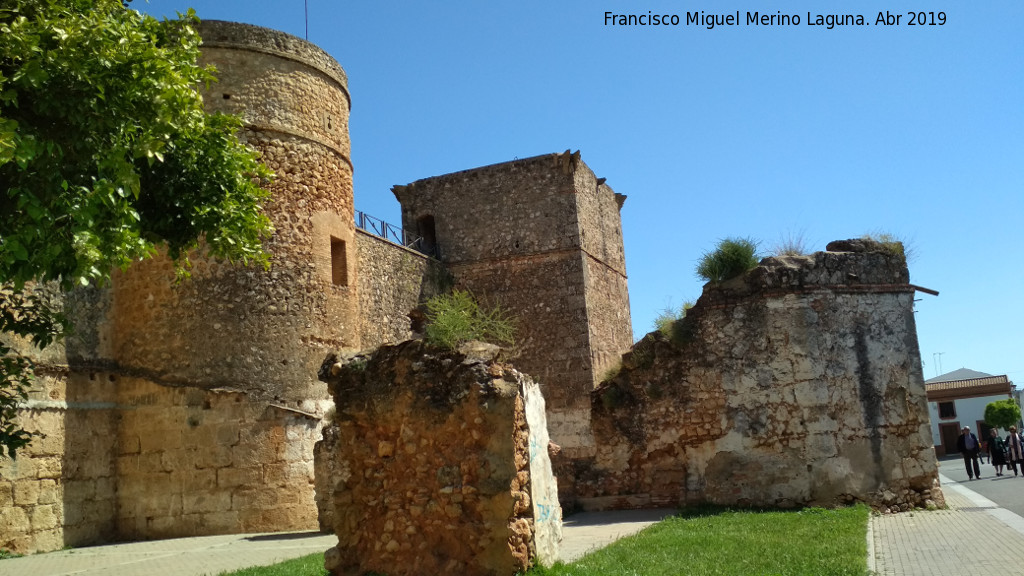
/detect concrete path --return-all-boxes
[4,475,1024,575]
[0,531,337,576]
[558,507,676,563]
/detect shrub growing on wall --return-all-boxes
[423,290,515,350]
[696,237,761,283]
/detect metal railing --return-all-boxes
[354,210,436,257]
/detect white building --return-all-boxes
[925,368,1017,457]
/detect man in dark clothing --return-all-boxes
[957,426,982,479]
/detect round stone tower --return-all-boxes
[108,20,357,403]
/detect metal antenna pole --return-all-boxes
[304,0,309,40]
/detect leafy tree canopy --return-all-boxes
[984,399,1022,432]
[0,0,273,457]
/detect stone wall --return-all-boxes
[114,377,323,540]
[355,230,450,349]
[568,240,942,512]
[0,369,119,554]
[392,152,633,458]
[0,368,326,554]
[316,341,561,576]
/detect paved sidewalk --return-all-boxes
[559,508,675,562]
[0,531,337,576]
[870,473,1024,575]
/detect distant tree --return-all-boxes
[0,0,273,458]
[984,399,1022,432]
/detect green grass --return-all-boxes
[209,506,869,576]
[529,505,869,576]
[213,553,326,576]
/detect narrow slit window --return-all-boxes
[330,237,347,286]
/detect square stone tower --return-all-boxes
[392,151,632,457]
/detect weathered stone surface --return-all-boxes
[316,341,561,576]
[572,241,941,511]
[356,230,450,348]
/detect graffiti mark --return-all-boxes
[535,503,557,523]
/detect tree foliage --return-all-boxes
[984,399,1022,432]
[0,0,273,458]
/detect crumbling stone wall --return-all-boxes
[392,152,633,459]
[570,240,942,512]
[355,230,450,348]
[316,341,561,576]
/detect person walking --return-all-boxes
[989,428,1008,476]
[1006,426,1024,477]
[957,426,982,480]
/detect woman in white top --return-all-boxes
[1005,426,1024,477]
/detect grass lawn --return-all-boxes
[214,552,327,576]
[531,505,869,576]
[214,505,869,576]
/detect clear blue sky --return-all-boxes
[140,1,1023,381]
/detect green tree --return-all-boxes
[0,0,273,458]
[984,399,1022,431]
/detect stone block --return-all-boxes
[0,506,29,534]
[0,482,12,507]
[63,479,95,502]
[14,480,41,506]
[183,490,233,515]
[35,456,63,479]
[182,469,217,492]
[37,479,60,505]
[160,449,197,473]
[119,434,141,455]
[200,510,240,533]
[30,504,60,531]
[195,444,234,469]
[217,466,263,488]
[30,528,63,554]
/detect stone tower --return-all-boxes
[92,20,359,400]
[392,151,633,457]
[50,20,357,544]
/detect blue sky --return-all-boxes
[140,1,1023,381]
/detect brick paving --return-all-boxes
[4,475,1024,575]
[870,473,1024,575]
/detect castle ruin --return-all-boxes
[1,19,940,566]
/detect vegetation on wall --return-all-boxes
[652,301,692,338]
[861,232,915,262]
[695,237,761,283]
[770,230,810,257]
[423,290,515,350]
[0,0,272,458]
[984,399,1022,431]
